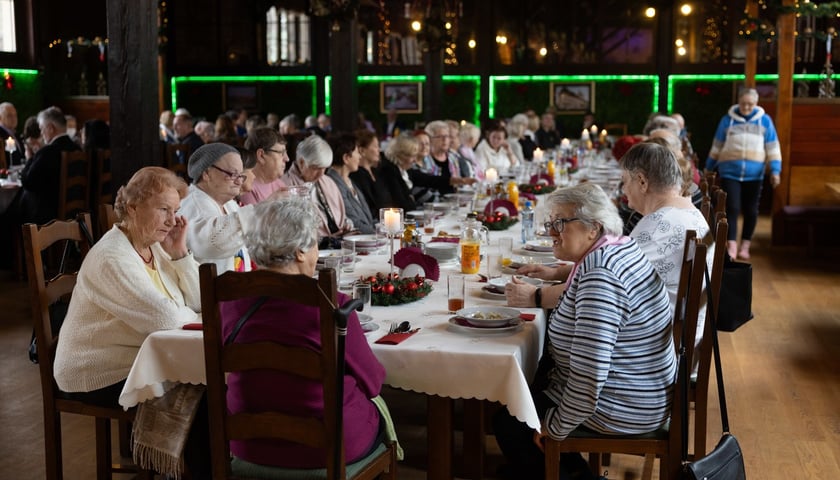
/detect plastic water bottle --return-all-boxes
[521,201,535,244]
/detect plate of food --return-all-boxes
[454,306,522,328]
[487,276,542,291]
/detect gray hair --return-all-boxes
[425,120,449,138]
[246,198,319,268]
[459,122,480,144]
[384,134,419,165]
[642,114,680,136]
[37,106,66,129]
[295,134,332,168]
[738,86,759,101]
[620,142,683,194]
[546,183,623,237]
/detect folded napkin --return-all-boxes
[520,313,536,321]
[182,323,203,330]
[483,284,505,294]
[375,329,420,345]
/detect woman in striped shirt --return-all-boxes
[494,183,677,479]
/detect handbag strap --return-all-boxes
[224,296,268,346]
[681,266,732,462]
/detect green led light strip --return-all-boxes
[666,74,824,112]
[1,68,39,75]
[489,75,660,118]
[170,75,317,114]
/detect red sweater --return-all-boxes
[221,292,385,468]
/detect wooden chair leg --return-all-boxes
[94,417,112,480]
[641,454,655,480]
[44,411,63,480]
[544,441,560,480]
[601,452,611,466]
[118,420,132,457]
[587,453,600,474]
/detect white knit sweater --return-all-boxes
[54,226,201,393]
[179,184,256,273]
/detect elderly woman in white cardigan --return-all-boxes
[179,142,258,272]
[54,167,200,406]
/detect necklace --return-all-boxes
[136,247,153,264]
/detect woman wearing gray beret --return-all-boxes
[178,142,259,272]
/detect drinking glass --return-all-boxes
[485,244,501,280]
[322,256,341,286]
[447,274,465,313]
[340,240,355,274]
[352,282,372,315]
[499,237,514,269]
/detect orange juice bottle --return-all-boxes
[506,181,519,209]
[460,214,488,274]
[546,159,556,178]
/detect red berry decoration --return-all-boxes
[358,272,433,306]
[383,283,395,295]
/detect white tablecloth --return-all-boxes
[119,209,548,431]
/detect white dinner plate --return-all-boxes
[455,306,522,327]
[481,286,506,300]
[358,313,373,324]
[524,239,554,252]
[487,276,542,290]
[344,234,386,247]
[447,317,523,334]
[362,322,379,333]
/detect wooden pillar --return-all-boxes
[107,0,161,188]
[774,0,796,215]
[424,50,444,122]
[744,0,758,87]
[329,18,359,131]
[312,16,331,116]
[656,3,674,113]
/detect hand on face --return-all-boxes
[161,215,189,260]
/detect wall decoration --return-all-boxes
[380,82,422,114]
[550,82,594,114]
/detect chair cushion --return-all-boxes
[567,421,669,440]
[230,443,389,479]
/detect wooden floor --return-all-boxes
[1,215,839,479]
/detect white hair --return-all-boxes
[296,134,333,168]
[246,198,319,268]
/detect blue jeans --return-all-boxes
[719,177,763,242]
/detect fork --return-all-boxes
[389,321,399,334]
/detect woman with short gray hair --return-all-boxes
[221,197,388,470]
[495,182,675,478]
[283,134,354,246]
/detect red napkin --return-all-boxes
[375,329,420,345]
[519,313,536,321]
[182,323,203,330]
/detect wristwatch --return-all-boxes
[534,287,542,308]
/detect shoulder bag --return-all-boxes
[680,268,747,480]
[716,255,753,332]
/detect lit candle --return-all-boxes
[581,129,590,141]
[533,148,544,161]
[560,138,571,148]
[384,210,401,233]
[485,167,498,183]
[590,124,598,136]
[5,136,14,152]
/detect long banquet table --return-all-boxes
[119,206,551,480]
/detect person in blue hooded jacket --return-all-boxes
[706,86,782,260]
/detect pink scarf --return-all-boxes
[565,234,632,286]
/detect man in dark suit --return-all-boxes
[16,106,82,224]
[171,111,204,162]
[0,102,25,167]
[382,107,407,140]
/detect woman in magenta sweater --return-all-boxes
[219,198,386,468]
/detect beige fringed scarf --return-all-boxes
[132,383,205,479]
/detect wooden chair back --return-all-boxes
[603,123,628,136]
[93,148,113,206]
[98,204,118,239]
[23,215,149,480]
[58,150,90,221]
[200,264,395,480]
[165,144,191,182]
[691,217,729,460]
[544,233,708,480]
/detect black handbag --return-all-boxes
[680,268,747,480]
[716,255,753,332]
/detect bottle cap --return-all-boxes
[525,201,532,208]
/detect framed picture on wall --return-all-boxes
[380,82,422,114]
[550,82,595,114]
[225,84,258,111]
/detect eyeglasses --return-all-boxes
[543,217,581,234]
[210,165,247,182]
[265,148,288,156]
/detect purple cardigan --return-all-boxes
[220,292,386,468]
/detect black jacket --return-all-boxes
[16,135,82,224]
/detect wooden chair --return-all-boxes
[544,233,708,480]
[98,204,118,239]
[23,215,152,480]
[603,123,628,136]
[200,264,398,480]
[165,143,191,182]
[58,150,90,221]
[92,148,113,207]
[691,217,728,460]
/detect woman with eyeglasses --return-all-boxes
[179,142,258,272]
[494,183,676,479]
